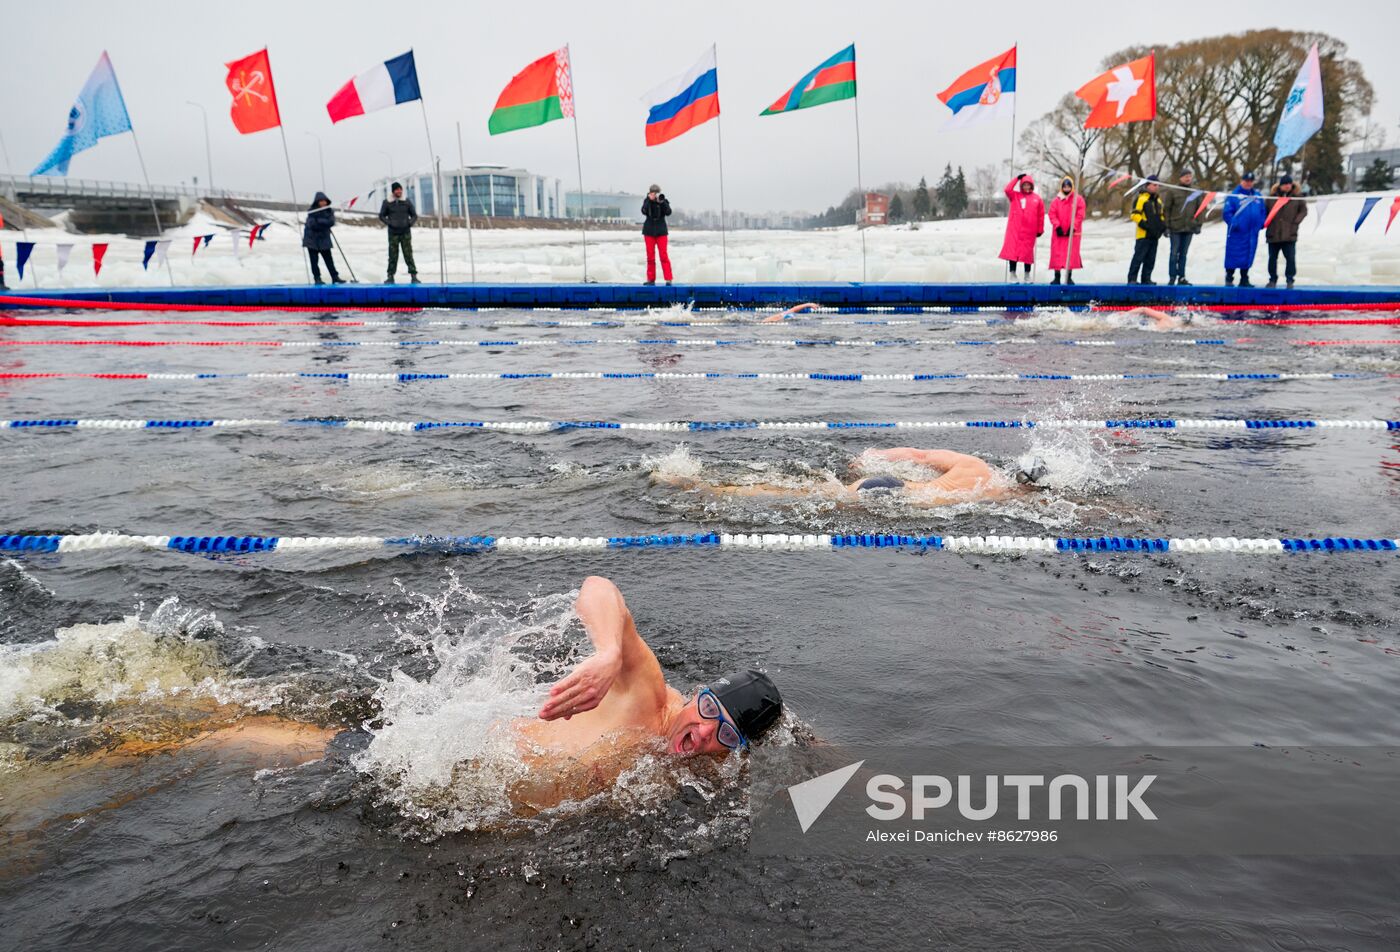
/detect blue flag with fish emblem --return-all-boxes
[32,52,134,176]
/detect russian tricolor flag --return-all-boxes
[644,47,719,146]
[327,51,422,124]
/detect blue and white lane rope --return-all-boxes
[5,418,1398,432]
[2,532,1397,556]
[0,337,1247,349]
[2,371,1380,385]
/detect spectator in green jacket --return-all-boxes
[1127,176,1166,285]
[1160,169,1203,286]
[1265,175,1308,289]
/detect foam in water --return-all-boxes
[0,598,224,723]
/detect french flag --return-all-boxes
[644,47,719,146]
[327,51,422,124]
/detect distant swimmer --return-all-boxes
[760,302,819,323]
[1122,306,1193,329]
[501,577,783,811]
[657,447,1049,506]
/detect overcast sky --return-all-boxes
[4,0,1396,213]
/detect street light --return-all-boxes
[305,132,326,193]
[184,101,213,193]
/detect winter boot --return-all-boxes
[386,275,396,284]
[1238,271,1253,288]
[410,274,421,285]
[1266,279,1277,288]
[1065,273,1075,286]
[1050,272,1061,285]
[1286,280,1295,289]
[1224,271,1235,287]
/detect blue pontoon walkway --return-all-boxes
[2,282,1399,311]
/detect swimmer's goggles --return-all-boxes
[697,688,747,750]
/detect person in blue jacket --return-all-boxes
[1221,171,1265,287]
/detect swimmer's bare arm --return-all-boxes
[538,576,666,721]
[860,448,967,471]
[760,302,818,323]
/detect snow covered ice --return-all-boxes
[6,192,1400,289]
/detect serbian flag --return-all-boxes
[225,49,281,134]
[761,45,856,116]
[489,48,574,135]
[937,46,1016,129]
[327,51,421,124]
[1076,53,1156,128]
[644,46,719,146]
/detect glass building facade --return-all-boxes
[379,166,562,219]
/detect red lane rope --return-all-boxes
[0,316,372,327]
[0,340,284,347]
[0,295,427,314]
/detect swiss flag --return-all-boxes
[1076,53,1156,128]
[225,48,282,134]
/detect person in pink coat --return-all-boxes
[1047,176,1087,285]
[1000,173,1045,282]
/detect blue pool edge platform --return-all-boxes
[2,281,1399,311]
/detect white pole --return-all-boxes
[714,44,728,283]
[456,121,476,281]
[417,99,445,283]
[567,44,589,282]
[852,81,867,282]
[434,156,447,283]
[128,128,176,286]
[185,101,213,191]
[274,124,313,283]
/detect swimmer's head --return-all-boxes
[670,670,783,757]
[1014,454,1049,487]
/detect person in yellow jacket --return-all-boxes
[1127,176,1167,285]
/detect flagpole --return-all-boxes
[127,129,175,287]
[417,99,446,283]
[853,82,867,283]
[0,128,40,286]
[567,45,590,282]
[274,124,313,283]
[714,44,728,283]
[1008,43,1019,178]
[455,121,477,281]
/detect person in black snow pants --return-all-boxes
[302,192,343,286]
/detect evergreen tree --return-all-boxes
[912,176,932,220]
[888,193,904,223]
[935,163,969,219]
[1360,157,1395,191]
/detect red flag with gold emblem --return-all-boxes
[225,49,282,134]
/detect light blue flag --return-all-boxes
[32,51,133,176]
[1274,43,1324,161]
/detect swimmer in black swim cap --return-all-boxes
[524,577,784,760]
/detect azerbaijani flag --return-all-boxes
[937,46,1016,129]
[760,44,856,116]
[644,46,719,146]
[489,48,575,135]
[326,51,422,124]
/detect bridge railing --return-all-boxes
[0,174,270,203]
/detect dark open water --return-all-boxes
[2,308,1398,951]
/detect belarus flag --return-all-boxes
[644,46,719,146]
[327,51,422,123]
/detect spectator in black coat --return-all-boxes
[378,182,420,284]
[641,184,673,285]
[302,192,343,285]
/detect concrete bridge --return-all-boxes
[0,174,271,235]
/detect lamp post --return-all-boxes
[305,132,326,193]
[184,101,213,193]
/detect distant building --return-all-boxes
[857,192,889,226]
[673,208,813,229]
[564,190,646,223]
[1347,148,1400,190]
[374,166,563,218]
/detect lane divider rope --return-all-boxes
[5,417,1397,432]
[2,531,1395,556]
[0,370,1384,385]
[5,293,1400,316]
[7,314,1400,329]
[0,337,1256,349]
